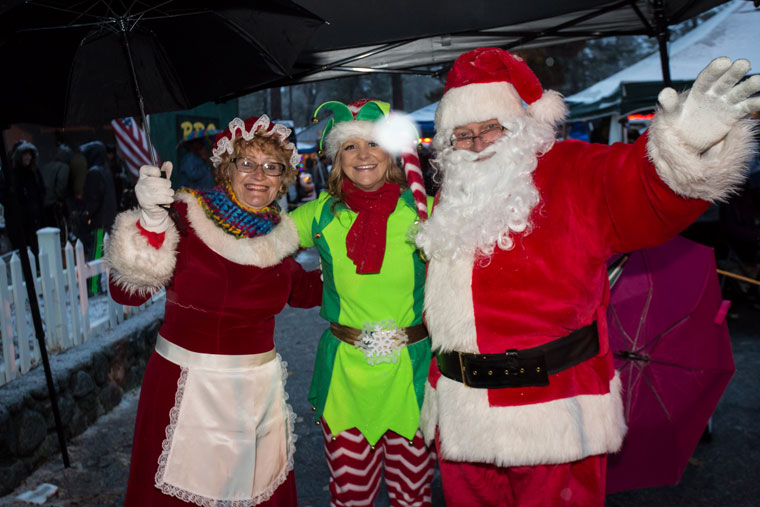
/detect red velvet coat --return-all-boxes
[107,194,321,506]
[421,133,709,468]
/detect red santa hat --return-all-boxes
[435,47,567,133]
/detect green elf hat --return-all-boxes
[313,98,429,220]
[313,98,390,160]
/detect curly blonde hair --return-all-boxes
[214,136,298,198]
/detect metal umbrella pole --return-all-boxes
[118,17,187,231]
[0,129,70,468]
[118,17,157,166]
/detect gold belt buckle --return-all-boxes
[458,351,469,388]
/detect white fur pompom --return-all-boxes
[373,112,420,156]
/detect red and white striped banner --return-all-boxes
[110,117,159,180]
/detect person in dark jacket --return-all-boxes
[106,144,136,211]
[40,143,72,231]
[0,140,46,254]
[81,141,118,293]
[176,136,215,190]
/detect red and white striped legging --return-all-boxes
[321,418,434,507]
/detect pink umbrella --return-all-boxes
[605,236,735,494]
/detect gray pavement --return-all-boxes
[1,248,758,506]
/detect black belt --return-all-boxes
[436,323,599,389]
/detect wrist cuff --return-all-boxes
[136,219,166,249]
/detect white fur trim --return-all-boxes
[526,90,567,125]
[426,373,626,466]
[175,192,299,267]
[419,380,438,446]
[423,255,478,353]
[647,106,756,202]
[324,121,376,160]
[435,82,526,132]
[105,208,180,297]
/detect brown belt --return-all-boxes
[330,322,429,347]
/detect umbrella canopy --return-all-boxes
[0,0,323,127]
[285,0,726,82]
[606,235,735,493]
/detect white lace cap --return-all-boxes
[210,115,300,169]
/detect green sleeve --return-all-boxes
[288,197,322,247]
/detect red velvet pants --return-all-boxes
[321,419,434,507]
[436,434,606,507]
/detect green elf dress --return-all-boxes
[290,188,433,444]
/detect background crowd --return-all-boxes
[0,139,136,259]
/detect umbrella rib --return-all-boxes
[26,1,112,25]
[641,369,673,423]
[17,21,115,32]
[123,0,180,26]
[645,313,690,357]
[631,274,654,354]
[99,0,118,19]
[218,14,290,77]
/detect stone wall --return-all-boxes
[0,304,163,495]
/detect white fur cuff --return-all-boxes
[105,208,179,297]
[647,110,756,202]
[419,380,438,446]
[324,121,376,160]
[429,373,627,467]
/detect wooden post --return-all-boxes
[0,257,17,384]
[37,227,68,348]
[75,240,89,341]
[64,241,82,345]
[9,253,31,372]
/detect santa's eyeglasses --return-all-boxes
[449,124,506,149]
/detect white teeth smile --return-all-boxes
[355,165,376,170]
[244,184,267,191]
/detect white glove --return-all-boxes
[135,162,174,233]
[658,57,760,153]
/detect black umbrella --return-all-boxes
[0,0,324,127]
[0,0,323,471]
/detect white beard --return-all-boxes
[415,115,556,261]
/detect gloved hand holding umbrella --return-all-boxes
[135,162,175,233]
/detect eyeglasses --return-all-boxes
[231,158,285,176]
[449,124,506,149]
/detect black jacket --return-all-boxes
[81,141,117,232]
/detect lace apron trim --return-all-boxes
[153,336,296,506]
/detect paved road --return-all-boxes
[2,249,758,506]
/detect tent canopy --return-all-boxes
[566,0,760,121]
[277,0,727,85]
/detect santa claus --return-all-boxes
[415,47,759,505]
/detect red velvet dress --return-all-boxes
[108,196,321,506]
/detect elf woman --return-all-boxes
[290,99,434,506]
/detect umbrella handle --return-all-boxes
[157,170,188,234]
[615,350,650,362]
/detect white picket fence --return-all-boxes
[0,227,164,386]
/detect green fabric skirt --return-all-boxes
[308,329,431,445]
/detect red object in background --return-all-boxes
[606,236,735,493]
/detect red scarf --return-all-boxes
[343,179,400,274]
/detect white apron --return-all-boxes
[153,336,295,506]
